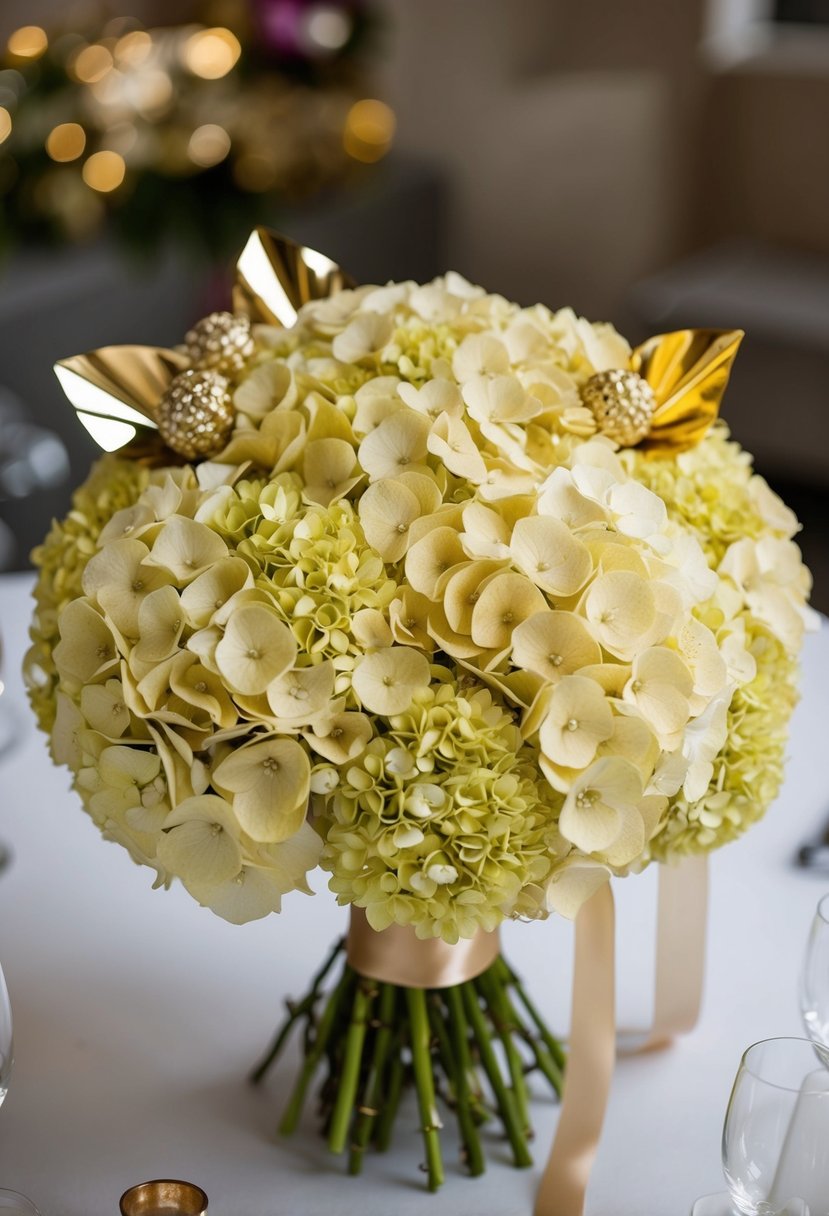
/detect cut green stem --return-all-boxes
[328,977,375,1155]
[445,984,485,1176]
[475,968,531,1134]
[461,982,533,1169]
[373,1029,406,1152]
[407,987,445,1192]
[348,984,397,1175]
[498,958,567,1073]
[262,946,565,1186]
[279,966,355,1136]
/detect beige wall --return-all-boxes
[703,63,829,254]
[372,0,711,317]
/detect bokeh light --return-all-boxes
[0,108,12,146]
[114,30,153,67]
[188,124,231,167]
[71,44,114,84]
[7,27,48,61]
[343,99,395,163]
[46,123,87,163]
[82,150,126,193]
[182,28,241,80]
[306,7,352,52]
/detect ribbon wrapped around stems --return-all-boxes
[347,907,501,988]
[347,854,708,1216]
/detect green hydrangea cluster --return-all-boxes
[206,473,398,663]
[320,679,561,942]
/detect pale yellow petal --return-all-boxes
[538,675,613,769]
[304,712,373,764]
[215,603,297,694]
[583,571,656,660]
[147,516,229,583]
[179,557,253,629]
[405,526,467,598]
[470,572,546,650]
[427,413,487,483]
[510,516,592,597]
[158,794,242,883]
[398,378,463,420]
[351,646,431,714]
[213,737,310,843]
[358,478,421,562]
[332,311,394,363]
[358,410,430,481]
[266,662,335,721]
[53,600,119,685]
[511,610,601,682]
[543,858,611,920]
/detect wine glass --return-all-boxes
[723,1036,829,1215]
[0,631,20,762]
[0,959,11,1109]
[0,633,19,876]
[801,894,829,1048]
[0,1193,41,1215]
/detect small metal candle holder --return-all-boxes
[119,1180,208,1216]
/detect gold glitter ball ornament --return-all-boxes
[185,311,255,377]
[581,368,656,447]
[156,369,234,460]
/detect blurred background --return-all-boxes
[1,0,828,608]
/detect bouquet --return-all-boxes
[26,229,814,1192]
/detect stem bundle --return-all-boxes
[250,941,564,1191]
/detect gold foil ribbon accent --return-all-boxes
[632,327,744,455]
[54,345,187,457]
[54,229,353,459]
[233,227,355,328]
[346,906,500,989]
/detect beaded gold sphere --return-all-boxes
[157,369,234,460]
[581,368,656,447]
[185,311,255,377]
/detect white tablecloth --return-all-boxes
[0,570,827,1216]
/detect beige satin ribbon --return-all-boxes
[346,906,501,988]
[622,854,709,1054]
[534,882,616,1216]
[534,855,709,1216]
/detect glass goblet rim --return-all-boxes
[817,892,829,926]
[0,1191,41,1214]
[739,1035,829,1092]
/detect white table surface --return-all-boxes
[1,570,828,1216]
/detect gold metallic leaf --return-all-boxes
[232,226,355,328]
[631,328,744,455]
[54,345,187,453]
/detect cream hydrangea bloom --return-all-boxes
[28,266,813,935]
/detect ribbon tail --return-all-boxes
[617,854,709,1055]
[649,854,708,1047]
[534,882,616,1216]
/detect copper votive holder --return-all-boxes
[119,1180,208,1216]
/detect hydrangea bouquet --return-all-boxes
[26,230,814,1191]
